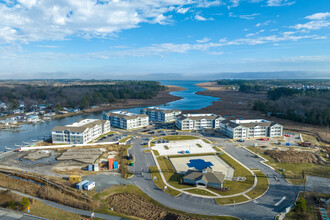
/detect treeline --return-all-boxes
[253,88,330,126]
[267,87,329,100]
[0,81,166,110]
[216,79,330,86]
[239,84,268,93]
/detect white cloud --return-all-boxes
[196,0,222,8]
[176,7,190,14]
[266,0,295,7]
[195,14,213,21]
[37,45,60,48]
[229,0,240,8]
[208,51,224,55]
[256,20,273,27]
[292,12,330,30]
[305,12,330,20]
[196,37,211,43]
[229,12,260,20]
[0,0,223,44]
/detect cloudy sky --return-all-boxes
[0,0,329,79]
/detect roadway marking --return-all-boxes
[275,196,286,206]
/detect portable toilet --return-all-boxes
[94,163,99,171]
[108,158,113,170]
[88,165,93,171]
[76,180,89,190]
[83,181,95,191]
[113,161,118,170]
[69,175,82,183]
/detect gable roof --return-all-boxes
[106,112,148,120]
[52,126,88,133]
[176,114,223,121]
[183,169,225,184]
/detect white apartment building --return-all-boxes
[103,111,149,130]
[52,119,110,144]
[141,107,181,123]
[220,119,283,139]
[175,113,224,130]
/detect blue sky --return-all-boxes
[0,0,329,79]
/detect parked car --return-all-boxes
[285,134,291,137]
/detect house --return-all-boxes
[26,115,40,123]
[175,113,225,130]
[44,112,56,117]
[52,119,111,144]
[13,109,24,114]
[0,102,8,110]
[103,111,149,130]
[183,168,225,189]
[141,107,181,123]
[220,119,283,139]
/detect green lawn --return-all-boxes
[196,144,202,148]
[209,152,255,196]
[246,147,330,185]
[184,188,216,196]
[157,156,190,189]
[216,195,249,205]
[246,170,269,199]
[213,146,222,151]
[153,150,160,156]
[149,166,181,197]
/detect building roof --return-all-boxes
[222,119,282,128]
[176,113,223,121]
[183,169,225,185]
[52,126,88,133]
[106,111,148,120]
[52,119,108,133]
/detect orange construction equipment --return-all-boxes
[108,158,114,170]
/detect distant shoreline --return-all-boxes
[52,84,186,119]
[192,81,330,145]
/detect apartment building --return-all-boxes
[141,107,181,123]
[175,113,224,130]
[220,119,283,139]
[103,111,149,130]
[52,119,110,144]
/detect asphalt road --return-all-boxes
[126,130,304,219]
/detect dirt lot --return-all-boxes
[107,192,206,220]
[265,150,324,165]
[192,82,330,145]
